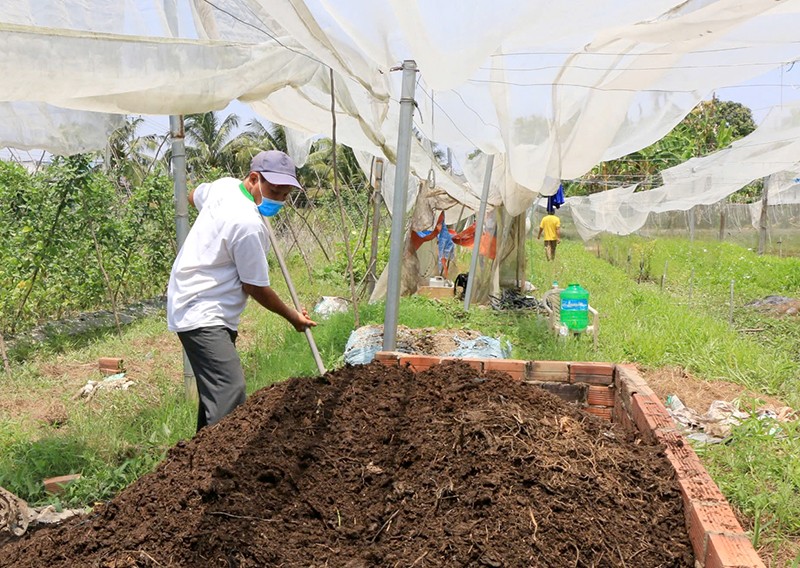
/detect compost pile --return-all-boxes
[0,361,694,567]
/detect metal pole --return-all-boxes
[261,216,326,375]
[383,60,418,351]
[169,115,196,400]
[463,154,495,311]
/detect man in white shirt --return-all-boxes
[167,150,316,432]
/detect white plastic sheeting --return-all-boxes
[567,101,800,239]
[0,103,124,155]
[4,1,800,219]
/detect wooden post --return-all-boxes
[757,182,769,255]
[366,158,384,297]
[0,333,10,374]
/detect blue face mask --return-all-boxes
[257,196,284,217]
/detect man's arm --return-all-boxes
[556,226,561,242]
[188,188,197,208]
[242,283,316,331]
[537,227,543,240]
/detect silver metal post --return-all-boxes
[383,60,418,351]
[464,154,495,311]
[169,115,196,400]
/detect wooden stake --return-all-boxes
[0,332,10,374]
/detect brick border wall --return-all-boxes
[374,352,765,568]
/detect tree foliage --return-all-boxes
[565,98,757,196]
[0,158,176,336]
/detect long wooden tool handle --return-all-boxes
[261,216,326,375]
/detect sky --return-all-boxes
[716,63,800,123]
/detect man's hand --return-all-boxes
[291,308,317,332]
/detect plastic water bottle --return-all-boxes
[560,283,589,332]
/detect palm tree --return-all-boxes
[183,112,241,178]
[106,117,164,188]
[223,119,287,178]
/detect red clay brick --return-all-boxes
[656,430,727,503]
[440,357,483,372]
[614,364,655,420]
[570,362,614,376]
[632,392,675,443]
[585,406,613,420]
[687,501,746,560]
[616,364,656,396]
[571,373,614,386]
[705,533,765,568]
[99,357,124,374]
[43,473,82,494]
[483,359,527,380]
[527,360,569,382]
[398,354,442,372]
[612,402,634,430]
[374,351,400,366]
[587,385,615,407]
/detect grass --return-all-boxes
[0,234,798,563]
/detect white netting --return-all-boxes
[4,0,800,220]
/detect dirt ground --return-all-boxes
[641,364,790,415]
[0,361,694,567]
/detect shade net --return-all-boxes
[5,0,800,222]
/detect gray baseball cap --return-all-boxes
[250,150,302,189]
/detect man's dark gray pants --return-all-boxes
[177,326,246,432]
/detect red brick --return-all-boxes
[440,357,483,372]
[585,406,612,420]
[99,357,124,374]
[705,533,765,568]
[616,364,657,397]
[632,393,675,443]
[398,355,442,372]
[44,474,82,494]
[570,362,613,377]
[612,402,634,430]
[687,501,745,560]
[571,373,614,386]
[483,359,527,380]
[657,430,727,503]
[587,385,615,407]
[527,360,569,382]
[374,351,401,366]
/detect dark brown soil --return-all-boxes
[1,361,694,567]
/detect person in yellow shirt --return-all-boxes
[537,209,561,261]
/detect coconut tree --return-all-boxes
[106,117,164,189]
[224,119,287,178]
[183,112,241,178]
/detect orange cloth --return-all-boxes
[410,211,495,259]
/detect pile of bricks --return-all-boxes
[374,351,765,568]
